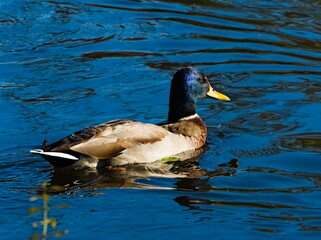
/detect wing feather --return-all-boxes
[54,120,170,159]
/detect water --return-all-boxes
[1,0,321,239]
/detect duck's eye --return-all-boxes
[197,77,204,83]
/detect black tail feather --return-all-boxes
[42,139,48,151]
[41,154,78,168]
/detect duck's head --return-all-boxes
[168,67,230,122]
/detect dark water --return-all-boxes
[1,0,321,239]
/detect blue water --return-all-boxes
[1,0,321,239]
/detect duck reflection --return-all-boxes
[47,147,239,193]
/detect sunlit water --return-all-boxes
[1,0,321,239]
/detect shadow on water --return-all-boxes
[46,147,238,192]
[279,132,321,154]
[230,132,321,158]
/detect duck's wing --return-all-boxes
[47,119,169,159]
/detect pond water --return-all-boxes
[1,0,321,239]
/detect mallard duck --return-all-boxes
[30,67,230,168]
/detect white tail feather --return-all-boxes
[30,149,78,161]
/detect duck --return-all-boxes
[30,67,230,168]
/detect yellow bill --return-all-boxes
[206,85,230,101]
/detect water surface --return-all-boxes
[1,0,321,239]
